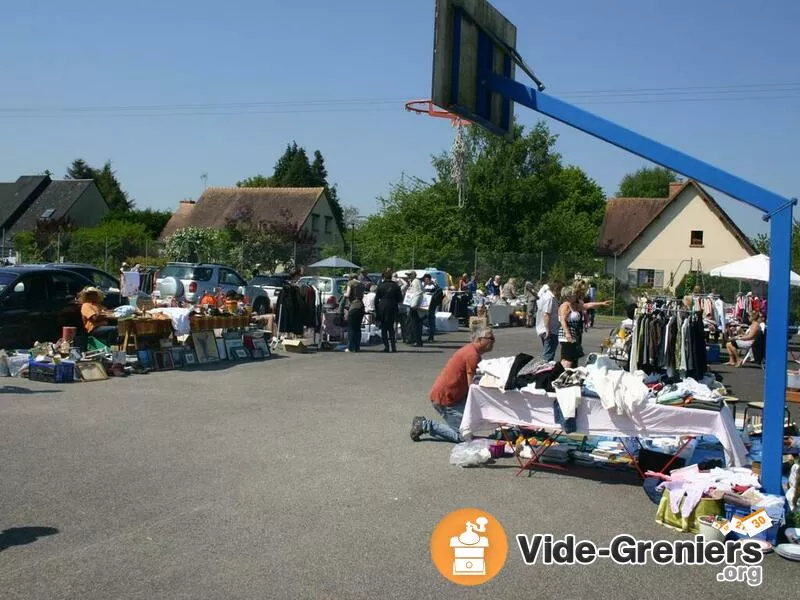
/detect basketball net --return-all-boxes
[451,124,469,208]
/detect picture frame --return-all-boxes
[216,338,227,360]
[76,361,108,382]
[192,331,219,363]
[137,349,154,370]
[154,350,175,371]
[225,337,245,360]
[183,349,197,366]
[170,347,185,368]
[250,339,270,358]
[232,347,250,360]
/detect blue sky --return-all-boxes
[2,0,798,236]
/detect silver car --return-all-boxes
[155,263,271,313]
[296,276,349,310]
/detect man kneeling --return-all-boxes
[409,324,496,443]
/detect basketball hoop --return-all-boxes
[405,100,471,208]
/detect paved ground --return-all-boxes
[0,325,796,599]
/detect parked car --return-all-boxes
[249,273,292,309]
[0,267,95,348]
[154,263,271,313]
[296,276,349,310]
[18,263,122,308]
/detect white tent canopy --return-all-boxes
[709,254,800,287]
[308,256,360,269]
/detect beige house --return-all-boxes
[160,186,344,257]
[597,180,756,290]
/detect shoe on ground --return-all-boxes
[410,416,425,441]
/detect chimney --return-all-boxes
[668,181,683,197]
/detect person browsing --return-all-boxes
[409,324,496,443]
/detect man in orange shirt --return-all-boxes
[410,324,496,443]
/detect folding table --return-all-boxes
[461,385,748,477]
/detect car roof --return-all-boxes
[0,266,91,277]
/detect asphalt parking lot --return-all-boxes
[0,325,796,599]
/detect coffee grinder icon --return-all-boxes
[450,516,489,576]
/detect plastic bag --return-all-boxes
[449,440,492,467]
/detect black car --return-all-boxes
[20,263,122,308]
[0,267,96,348]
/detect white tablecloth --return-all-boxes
[461,385,749,467]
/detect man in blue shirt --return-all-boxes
[586,282,598,328]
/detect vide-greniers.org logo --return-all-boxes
[516,534,764,586]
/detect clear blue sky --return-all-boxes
[2,0,799,236]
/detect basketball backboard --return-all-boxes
[431,0,516,139]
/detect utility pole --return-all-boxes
[612,252,618,317]
[539,251,544,280]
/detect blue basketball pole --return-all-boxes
[483,69,793,495]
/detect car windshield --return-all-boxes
[0,272,17,294]
[251,276,286,287]
[159,265,213,281]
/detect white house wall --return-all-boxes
[300,192,344,250]
[606,187,753,290]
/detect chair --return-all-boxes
[741,329,766,369]
[742,400,791,434]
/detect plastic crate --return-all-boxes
[706,344,721,363]
[724,503,780,545]
[28,360,75,384]
[86,337,111,353]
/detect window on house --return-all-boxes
[324,216,332,234]
[690,230,704,247]
[40,208,55,219]
[311,214,320,231]
[635,269,664,288]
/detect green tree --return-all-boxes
[617,166,678,198]
[354,121,606,276]
[65,159,134,211]
[236,174,272,188]
[752,233,769,255]
[101,208,172,239]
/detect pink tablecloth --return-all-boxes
[461,385,748,467]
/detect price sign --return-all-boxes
[729,516,748,536]
[716,520,731,536]
[741,508,773,537]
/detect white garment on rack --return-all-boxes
[714,298,726,329]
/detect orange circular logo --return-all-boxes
[430,508,508,586]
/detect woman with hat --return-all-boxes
[79,286,119,347]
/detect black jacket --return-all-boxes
[375,280,403,323]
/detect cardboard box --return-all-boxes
[282,339,306,353]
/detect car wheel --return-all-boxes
[253,298,269,315]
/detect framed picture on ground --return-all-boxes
[170,347,185,368]
[250,339,270,358]
[154,350,175,371]
[137,350,154,370]
[232,347,250,360]
[183,349,197,366]
[192,331,219,363]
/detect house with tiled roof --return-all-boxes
[159,186,344,255]
[0,175,109,253]
[596,179,756,290]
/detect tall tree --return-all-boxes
[236,174,272,188]
[272,142,300,184]
[65,158,134,211]
[280,148,313,186]
[616,166,678,198]
[355,121,606,276]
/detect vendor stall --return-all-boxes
[460,385,749,471]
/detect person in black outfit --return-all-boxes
[422,274,444,342]
[375,268,403,352]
